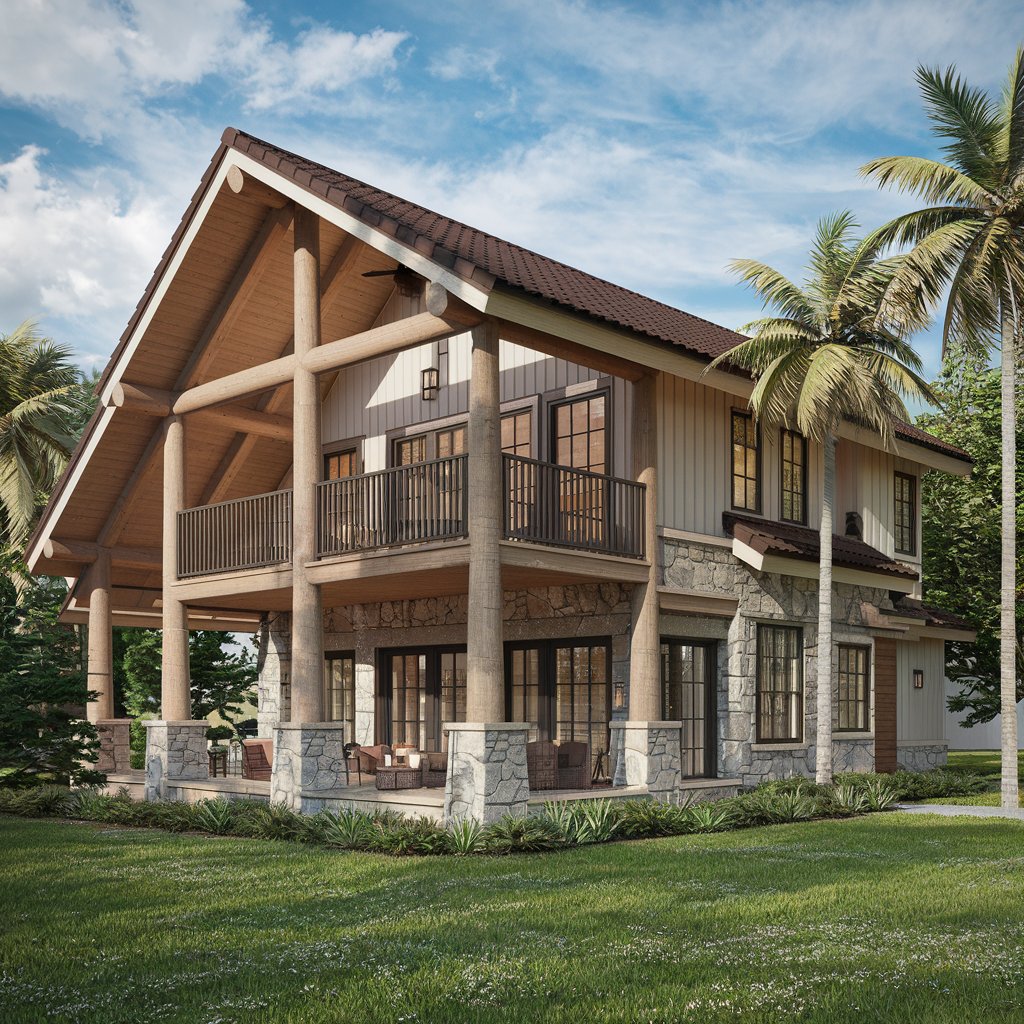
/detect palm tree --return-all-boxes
[709,212,934,784]
[862,52,1024,809]
[0,320,81,556]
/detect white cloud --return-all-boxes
[428,45,501,83]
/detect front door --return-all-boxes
[378,646,466,752]
[506,637,612,774]
[661,639,717,778]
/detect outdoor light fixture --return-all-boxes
[613,682,626,711]
[913,669,924,690]
[421,366,439,400]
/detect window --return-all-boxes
[780,429,807,524]
[394,434,427,466]
[756,624,803,742]
[324,651,356,742]
[836,644,870,732]
[731,411,760,512]
[435,424,467,459]
[894,472,916,554]
[552,393,607,473]
[661,640,716,778]
[501,409,532,458]
[323,447,358,480]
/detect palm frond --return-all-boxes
[727,258,817,323]
[1002,45,1024,180]
[859,155,996,206]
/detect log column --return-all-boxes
[612,370,681,799]
[161,414,191,721]
[445,320,529,824]
[86,550,114,724]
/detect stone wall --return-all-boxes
[664,537,891,787]
[95,719,132,775]
[256,613,290,737]
[443,723,529,823]
[143,721,208,801]
[897,741,948,771]
[610,721,683,799]
[271,723,348,811]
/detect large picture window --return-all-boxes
[780,428,807,524]
[731,410,760,512]
[894,472,916,554]
[756,624,803,742]
[836,644,871,732]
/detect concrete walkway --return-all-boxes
[897,802,1024,820]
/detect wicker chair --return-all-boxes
[421,751,447,788]
[556,741,591,790]
[356,743,391,776]
[526,740,558,791]
[241,738,273,781]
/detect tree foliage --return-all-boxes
[919,361,1024,725]
[0,553,102,787]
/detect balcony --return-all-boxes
[176,454,645,580]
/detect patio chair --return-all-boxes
[556,741,591,790]
[356,743,392,776]
[420,751,447,789]
[526,740,558,791]
[241,738,273,781]
[343,742,363,785]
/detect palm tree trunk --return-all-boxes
[999,301,1019,810]
[816,434,835,785]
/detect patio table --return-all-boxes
[374,766,422,791]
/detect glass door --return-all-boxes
[324,650,356,743]
[661,640,717,778]
[379,646,466,752]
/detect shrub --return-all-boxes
[0,784,72,817]
[824,783,869,817]
[191,798,236,835]
[834,768,986,801]
[680,801,737,833]
[736,789,816,825]
[310,808,375,850]
[485,815,564,853]
[617,798,692,839]
[447,818,487,855]
[863,779,899,812]
[370,816,448,856]
[540,799,621,844]
[231,802,305,841]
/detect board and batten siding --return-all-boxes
[896,637,945,742]
[320,290,630,473]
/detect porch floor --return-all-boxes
[101,772,739,820]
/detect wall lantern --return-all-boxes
[913,669,924,690]
[421,366,439,401]
[613,682,626,711]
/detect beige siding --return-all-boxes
[896,638,946,742]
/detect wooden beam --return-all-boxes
[499,319,646,382]
[44,538,162,571]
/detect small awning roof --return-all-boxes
[882,595,974,632]
[723,512,918,582]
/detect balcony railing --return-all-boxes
[177,488,292,579]
[315,455,469,558]
[502,454,646,558]
[175,454,646,578]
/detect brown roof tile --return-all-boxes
[884,596,974,631]
[723,512,919,581]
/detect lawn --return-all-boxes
[929,750,1024,806]
[2,813,1023,1023]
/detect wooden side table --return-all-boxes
[208,750,228,778]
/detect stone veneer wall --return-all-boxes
[257,583,634,744]
[897,742,948,771]
[256,614,291,737]
[143,721,208,801]
[663,537,895,787]
[444,724,530,823]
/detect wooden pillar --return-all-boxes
[161,415,191,720]
[629,371,661,721]
[290,205,324,725]
[465,320,504,722]
[85,550,114,723]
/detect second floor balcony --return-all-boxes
[176,454,646,580]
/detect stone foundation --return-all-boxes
[143,721,208,801]
[610,721,683,801]
[443,722,529,823]
[95,719,132,775]
[271,722,348,810]
[897,741,948,771]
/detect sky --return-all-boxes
[1,0,1022,384]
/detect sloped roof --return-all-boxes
[723,512,919,581]
[884,596,974,632]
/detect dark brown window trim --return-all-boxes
[731,409,762,514]
[835,643,871,733]
[894,471,917,555]
[755,623,803,744]
[548,386,612,476]
[779,427,808,525]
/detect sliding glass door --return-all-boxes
[378,646,466,752]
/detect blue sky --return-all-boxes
[1,0,1021,382]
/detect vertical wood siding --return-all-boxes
[896,637,945,742]
[874,637,898,772]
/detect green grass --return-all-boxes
[3,814,1024,1023]
[934,750,1024,806]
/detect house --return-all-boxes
[26,129,974,821]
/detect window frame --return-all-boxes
[894,471,917,555]
[835,643,871,733]
[660,637,718,778]
[323,649,357,743]
[779,427,808,525]
[549,388,611,475]
[755,623,804,743]
[321,437,363,481]
[731,409,762,514]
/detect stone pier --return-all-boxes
[610,721,683,801]
[270,722,348,811]
[443,723,529,823]
[95,719,132,775]
[144,720,208,801]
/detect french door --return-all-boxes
[378,645,466,752]
[661,639,717,778]
[505,637,612,773]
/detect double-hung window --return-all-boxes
[731,410,760,512]
[894,472,916,554]
[836,644,870,732]
[780,428,807,524]
[756,624,803,742]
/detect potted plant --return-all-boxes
[205,724,234,754]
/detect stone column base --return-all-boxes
[271,723,348,810]
[610,721,683,801]
[144,720,208,801]
[95,719,132,775]
[443,722,529,824]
